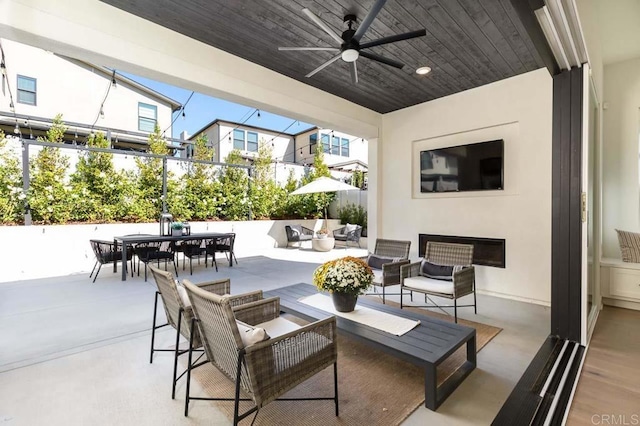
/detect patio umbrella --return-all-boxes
[289,176,359,196]
[289,177,360,228]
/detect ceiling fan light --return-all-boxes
[416,66,431,75]
[341,49,359,62]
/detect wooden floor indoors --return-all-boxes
[567,306,640,425]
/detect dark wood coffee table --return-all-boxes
[265,283,477,411]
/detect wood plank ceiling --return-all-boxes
[100,0,545,114]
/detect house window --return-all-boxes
[247,131,258,152]
[233,129,245,150]
[341,138,350,157]
[17,75,37,105]
[309,133,317,154]
[321,134,330,153]
[138,102,157,132]
[331,136,340,155]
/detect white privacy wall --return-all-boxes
[379,69,553,305]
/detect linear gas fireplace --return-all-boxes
[419,234,506,268]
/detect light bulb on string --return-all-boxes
[257,110,261,119]
[100,106,105,118]
[111,76,117,89]
[14,123,19,134]
[9,101,15,112]
[0,61,6,76]
[182,110,186,119]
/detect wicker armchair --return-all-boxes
[148,266,262,399]
[365,239,411,304]
[182,280,339,425]
[285,224,314,248]
[400,242,476,323]
[333,224,362,248]
[89,239,133,283]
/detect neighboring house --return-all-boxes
[0,38,181,150]
[293,127,368,169]
[187,120,368,173]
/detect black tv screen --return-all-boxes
[420,139,504,193]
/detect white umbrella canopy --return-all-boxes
[289,177,359,196]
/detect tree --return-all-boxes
[175,134,221,220]
[130,124,170,221]
[0,131,24,223]
[249,140,281,219]
[218,149,249,220]
[69,131,129,222]
[28,114,72,223]
[293,144,334,219]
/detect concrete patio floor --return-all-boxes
[0,246,549,425]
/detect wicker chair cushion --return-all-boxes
[289,225,302,237]
[258,317,302,338]
[367,254,401,270]
[176,284,191,308]
[403,276,454,295]
[236,321,270,347]
[345,223,357,233]
[420,260,464,281]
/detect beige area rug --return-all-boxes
[186,300,501,426]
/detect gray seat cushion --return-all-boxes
[371,269,384,285]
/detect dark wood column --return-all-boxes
[551,68,583,342]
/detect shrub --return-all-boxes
[0,131,24,224]
[28,114,73,223]
[218,149,249,220]
[337,202,367,228]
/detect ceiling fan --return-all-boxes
[278,0,426,84]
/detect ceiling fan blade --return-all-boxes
[350,61,358,84]
[360,29,427,49]
[279,47,340,51]
[353,0,388,41]
[302,8,343,45]
[359,51,404,69]
[305,53,342,78]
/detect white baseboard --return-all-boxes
[602,297,640,311]
[477,289,551,307]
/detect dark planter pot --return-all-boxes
[331,292,358,312]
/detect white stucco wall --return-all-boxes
[0,219,343,282]
[379,69,553,305]
[0,38,174,133]
[601,58,640,258]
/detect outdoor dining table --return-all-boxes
[113,232,234,281]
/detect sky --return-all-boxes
[120,71,315,140]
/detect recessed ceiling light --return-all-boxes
[416,66,431,75]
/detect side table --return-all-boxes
[312,237,335,252]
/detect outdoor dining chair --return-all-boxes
[182,280,339,425]
[89,239,133,283]
[148,266,263,399]
[135,241,178,281]
[180,238,205,275]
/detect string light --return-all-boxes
[111,70,117,89]
[9,101,14,112]
[99,106,105,118]
[14,122,19,134]
[257,110,261,119]
[182,110,186,119]
[0,60,6,76]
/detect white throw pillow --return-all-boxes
[344,223,357,234]
[176,284,191,308]
[236,321,270,347]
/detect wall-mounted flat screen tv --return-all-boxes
[420,139,504,193]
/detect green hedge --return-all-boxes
[0,117,338,225]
